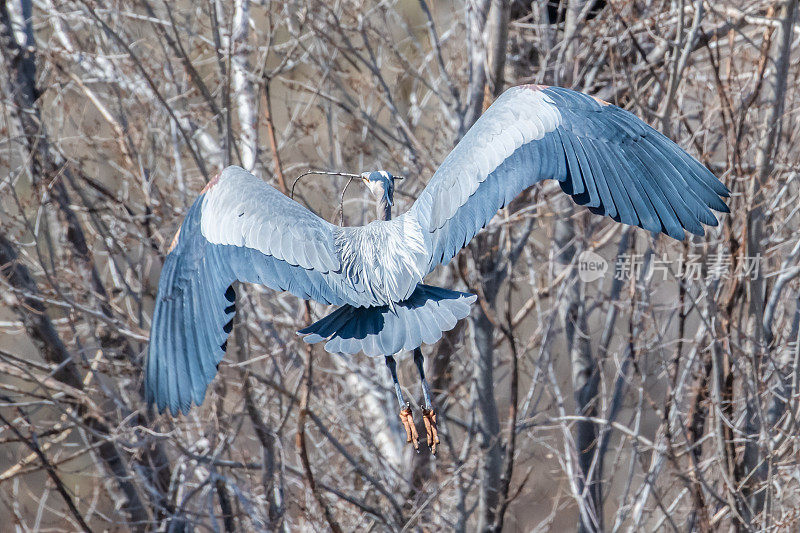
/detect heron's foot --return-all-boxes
[421,408,439,455]
[399,404,419,451]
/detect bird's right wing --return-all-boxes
[407,85,729,275]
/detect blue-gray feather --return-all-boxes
[410,85,729,279]
[145,201,233,414]
[146,84,730,415]
[298,285,476,356]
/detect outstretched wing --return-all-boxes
[199,167,364,305]
[145,222,237,414]
[406,85,729,274]
[146,166,374,414]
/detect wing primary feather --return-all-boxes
[641,127,730,198]
[595,145,639,226]
[578,137,615,214]
[198,251,225,339]
[539,135,556,179]
[620,143,685,239]
[570,134,602,208]
[606,148,662,234]
[192,282,221,369]
[632,142,705,236]
[558,129,586,196]
[639,139,719,225]
[633,144,706,236]
[643,135,730,212]
[181,286,205,405]
[168,290,185,413]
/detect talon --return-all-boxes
[422,408,439,455]
[399,404,419,450]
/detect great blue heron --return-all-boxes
[145,85,729,453]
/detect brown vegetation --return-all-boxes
[1,0,799,530]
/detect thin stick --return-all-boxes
[0,403,93,533]
[290,170,361,200]
[263,82,287,193]
[339,176,355,225]
[290,170,405,225]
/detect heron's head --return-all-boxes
[360,170,398,206]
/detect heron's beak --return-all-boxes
[360,175,393,205]
[361,177,374,195]
[361,176,373,195]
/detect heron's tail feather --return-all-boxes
[297,285,476,356]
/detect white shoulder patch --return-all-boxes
[427,87,563,230]
[200,166,340,272]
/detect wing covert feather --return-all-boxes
[201,167,340,273]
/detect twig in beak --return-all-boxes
[339,176,355,226]
[290,170,361,200]
[290,170,404,226]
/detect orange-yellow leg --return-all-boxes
[414,348,440,454]
[421,408,439,454]
[385,356,420,451]
[399,405,419,450]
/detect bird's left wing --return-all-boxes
[146,166,371,414]
[406,85,729,275]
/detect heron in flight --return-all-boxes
[146,85,729,453]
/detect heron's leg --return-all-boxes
[413,348,434,409]
[385,356,418,450]
[385,356,406,407]
[413,348,439,454]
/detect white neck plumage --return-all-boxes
[366,179,393,221]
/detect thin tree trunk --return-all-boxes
[741,0,798,525]
[553,2,603,529]
[471,301,503,531]
[486,0,509,97]
[231,0,257,170]
[555,219,602,533]
[462,1,513,528]
[0,4,180,529]
[0,236,151,531]
[461,0,491,136]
